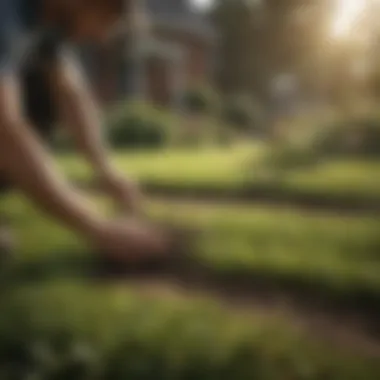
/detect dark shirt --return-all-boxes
[0,0,70,138]
[0,0,66,75]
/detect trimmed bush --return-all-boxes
[0,284,379,380]
[106,102,176,150]
[51,102,176,152]
[260,144,320,172]
[182,85,220,115]
[222,95,263,134]
[313,117,380,158]
[260,114,380,172]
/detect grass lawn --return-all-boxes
[2,282,379,380]
[149,200,380,307]
[59,145,256,190]
[59,145,380,202]
[4,192,380,305]
[0,194,380,379]
[3,189,379,308]
[277,159,380,200]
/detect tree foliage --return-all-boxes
[212,0,378,106]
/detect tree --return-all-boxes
[212,0,348,104]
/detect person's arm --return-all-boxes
[49,52,140,212]
[50,53,113,176]
[0,75,104,237]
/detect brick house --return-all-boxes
[80,0,217,108]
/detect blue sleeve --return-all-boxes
[0,28,14,75]
[0,0,21,76]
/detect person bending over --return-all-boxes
[0,0,168,262]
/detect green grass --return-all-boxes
[3,192,380,308]
[59,145,256,190]
[275,159,380,200]
[1,281,379,380]
[149,200,380,306]
[59,145,380,202]
[2,191,380,308]
[1,195,380,378]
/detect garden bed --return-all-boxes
[59,147,380,214]
[1,195,380,378]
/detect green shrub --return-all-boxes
[0,284,379,380]
[222,95,263,134]
[260,143,320,172]
[260,114,380,172]
[182,85,220,115]
[51,102,177,152]
[313,117,380,158]
[106,102,175,150]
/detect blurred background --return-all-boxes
[1,0,380,379]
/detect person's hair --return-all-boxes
[42,0,126,25]
[89,0,125,13]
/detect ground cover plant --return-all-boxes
[59,145,380,205]
[0,193,380,379]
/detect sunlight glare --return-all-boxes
[191,0,213,11]
[331,0,367,38]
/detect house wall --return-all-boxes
[80,44,117,105]
[154,28,211,86]
[82,29,213,108]
[145,56,172,106]
[87,41,135,105]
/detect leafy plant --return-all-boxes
[106,101,175,150]
[182,85,220,115]
[222,94,263,133]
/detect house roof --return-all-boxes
[145,0,216,41]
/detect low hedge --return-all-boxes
[314,117,380,158]
[106,102,176,150]
[0,283,378,380]
[0,195,380,379]
[262,115,380,172]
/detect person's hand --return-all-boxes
[99,171,142,215]
[91,217,170,264]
